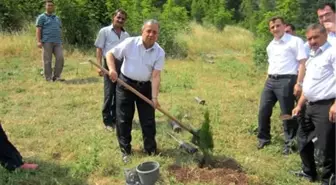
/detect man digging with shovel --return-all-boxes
[105,19,165,163]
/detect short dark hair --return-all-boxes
[45,0,54,5]
[306,23,327,34]
[269,16,285,25]
[286,23,296,31]
[317,2,335,13]
[113,9,127,19]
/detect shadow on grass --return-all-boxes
[0,159,88,185]
[63,77,100,85]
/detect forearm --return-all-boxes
[297,60,306,84]
[36,28,41,42]
[297,94,307,108]
[96,48,103,66]
[105,52,116,72]
[151,72,161,99]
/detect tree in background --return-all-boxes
[1,0,334,60]
[0,0,42,31]
[159,0,189,57]
[225,0,243,22]
[191,0,205,23]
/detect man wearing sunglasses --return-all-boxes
[95,9,130,131]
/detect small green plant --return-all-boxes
[198,109,214,167]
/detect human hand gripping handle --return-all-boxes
[108,70,118,82]
[292,106,301,118]
[152,97,160,109]
[88,59,154,107]
[87,59,196,135]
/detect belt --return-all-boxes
[121,73,149,86]
[306,98,335,106]
[268,74,297,79]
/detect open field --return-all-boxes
[0,24,316,185]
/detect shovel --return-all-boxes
[88,60,201,144]
[166,132,198,154]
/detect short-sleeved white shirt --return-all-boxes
[303,42,336,102]
[110,36,165,82]
[94,25,129,57]
[267,33,307,75]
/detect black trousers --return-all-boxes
[298,99,335,184]
[257,76,298,147]
[102,58,122,126]
[0,124,23,171]
[116,73,156,155]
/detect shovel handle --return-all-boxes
[88,60,195,134]
[279,114,298,121]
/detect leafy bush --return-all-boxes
[252,38,270,66]
[0,0,41,31]
[55,0,99,46]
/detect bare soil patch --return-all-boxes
[168,157,248,185]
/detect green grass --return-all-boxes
[0,25,319,185]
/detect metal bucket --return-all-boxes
[136,161,160,185]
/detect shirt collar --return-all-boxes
[273,33,290,44]
[111,24,125,32]
[309,41,331,57]
[319,41,331,52]
[136,36,156,51]
[328,32,336,38]
[44,13,55,17]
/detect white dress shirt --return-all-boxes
[111,36,165,82]
[327,32,336,46]
[303,42,336,102]
[267,33,307,75]
[94,25,130,57]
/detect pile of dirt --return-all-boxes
[168,157,248,185]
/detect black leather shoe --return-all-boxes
[291,170,317,182]
[257,141,270,150]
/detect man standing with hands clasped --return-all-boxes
[292,24,335,185]
[94,9,129,131]
[105,19,165,162]
[256,16,307,155]
[36,0,64,82]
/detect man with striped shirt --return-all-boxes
[36,0,64,82]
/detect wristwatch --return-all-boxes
[297,82,303,87]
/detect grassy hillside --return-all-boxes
[0,24,316,185]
